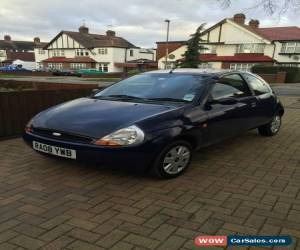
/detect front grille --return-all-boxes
[32,127,94,144]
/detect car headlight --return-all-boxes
[93,125,145,146]
[25,118,33,132]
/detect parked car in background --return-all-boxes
[52,69,81,77]
[0,65,31,72]
[33,67,51,72]
[23,69,284,179]
[76,68,106,75]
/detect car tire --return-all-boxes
[151,140,193,179]
[258,113,282,136]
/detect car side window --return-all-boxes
[211,74,252,100]
[244,74,271,96]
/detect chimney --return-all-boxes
[34,37,40,43]
[106,30,116,37]
[4,35,11,42]
[249,19,260,29]
[233,13,246,25]
[79,25,89,34]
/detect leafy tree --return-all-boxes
[219,0,300,15]
[179,24,207,68]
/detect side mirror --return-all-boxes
[209,97,238,105]
[92,89,100,94]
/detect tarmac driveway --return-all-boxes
[0,96,299,250]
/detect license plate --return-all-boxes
[33,141,76,159]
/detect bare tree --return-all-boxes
[219,0,300,15]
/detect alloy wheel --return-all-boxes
[270,115,281,133]
[163,145,191,175]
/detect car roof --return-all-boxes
[145,68,249,77]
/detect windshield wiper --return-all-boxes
[95,94,144,100]
[146,97,189,103]
[94,95,189,103]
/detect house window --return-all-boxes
[76,49,87,56]
[38,49,45,55]
[278,63,300,67]
[130,50,134,57]
[98,63,109,72]
[281,42,300,53]
[52,49,65,57]
[200,45,217,54]
[236,44,265,54]
[198,63,213,69]
[70,63,86,69]
[0,51,5,57]
[230,63,255,71]
[48,63,63,69]
[98,48,108,55]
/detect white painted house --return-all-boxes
[157,13,300,70]
[39,26,156,72]
[0,35,47,67]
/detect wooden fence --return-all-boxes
[0,88,95,138]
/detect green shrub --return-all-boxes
[251,65,300,83]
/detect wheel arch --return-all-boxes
[173,134,198,150]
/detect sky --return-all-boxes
[0,0,299,48]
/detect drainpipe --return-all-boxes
[272,42,276,66]
[124,48,128,76]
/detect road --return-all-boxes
[272,83,300,96]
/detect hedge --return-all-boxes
[251,65,300,83]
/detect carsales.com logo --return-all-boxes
[194,236,227,247]
[194,235,292,247]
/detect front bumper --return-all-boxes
[23,131,160,171]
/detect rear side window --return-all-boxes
[211,74,252,100]
[244,74,271,95]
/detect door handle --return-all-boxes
[250,102,257,108]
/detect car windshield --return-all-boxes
[94,73,206,103]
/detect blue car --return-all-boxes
[23,69,284,178]
[0,65,30,72]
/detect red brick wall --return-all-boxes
[156,42,184,61]
[258,72,286,84]
[221,62,230,69]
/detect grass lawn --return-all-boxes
[0,74,26,78]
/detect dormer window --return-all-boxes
[200,45,217,54]
[98,48,108,55]
[76,49,86,56]
[280,42,300,54]
[52,49,64,57]
[236,44,265,53]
